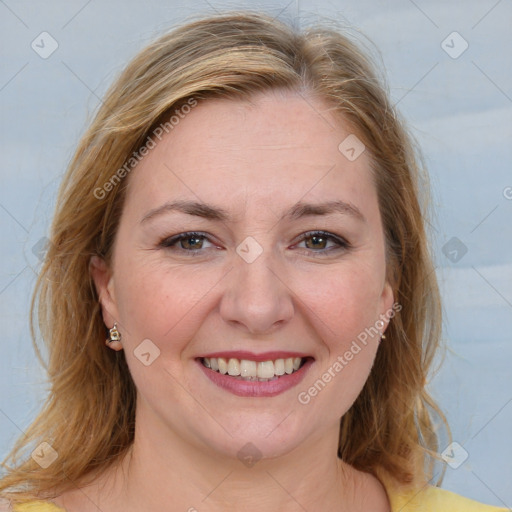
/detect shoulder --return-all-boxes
[389,485,508,511]
[0,498,65,512]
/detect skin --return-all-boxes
[55,89,394,511]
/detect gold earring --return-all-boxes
[380,333,386,341]
[105,323,122,346]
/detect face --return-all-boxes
[91,89,394,462]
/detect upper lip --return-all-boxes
[197,351,313,362]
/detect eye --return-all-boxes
[294,231,350,255]
[159,230,350,257]
[159,232,215,253]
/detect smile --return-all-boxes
[201,356,305,381]
[196,352,314,397]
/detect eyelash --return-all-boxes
[159,230,350,257]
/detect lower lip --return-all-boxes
[197,359,314,397]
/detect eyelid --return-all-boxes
[292,230,350,253]
[159,230,350,256]
[159,231,215,250]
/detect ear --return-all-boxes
[379,280,395,335]
[89,255,119,330]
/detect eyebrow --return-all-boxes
[140,199,366,224]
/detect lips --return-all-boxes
[196,351,314,397]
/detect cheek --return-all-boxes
[112,260,219,396]
[113,257,223,351]
[297,262,384,344]
[295,268,382,420]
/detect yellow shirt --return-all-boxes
[389,485,508,511]
[9,486,509,511]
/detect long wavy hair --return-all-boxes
[0,11,448,503]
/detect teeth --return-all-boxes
[240,359,257,377]
[201,356,305,379]
[227,358,240,376]
[257,361,275,379]
[274,358,285,376]
[218,357,228,375]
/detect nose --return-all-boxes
[219,248,294,335]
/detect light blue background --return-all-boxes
[1,0,511,507]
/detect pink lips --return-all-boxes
[196,352,314,398]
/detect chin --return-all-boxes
[193,412,311,464]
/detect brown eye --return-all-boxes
[295,231,350,255]
[304,234,329,250]
[179,234,205,250]
[160,232,214,252]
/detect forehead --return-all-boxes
[124,89,378,221]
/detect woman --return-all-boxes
[0,11,506,512]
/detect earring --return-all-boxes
[105,323,122,346]
[380,332,387,342]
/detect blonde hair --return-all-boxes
[0,11,447,503]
